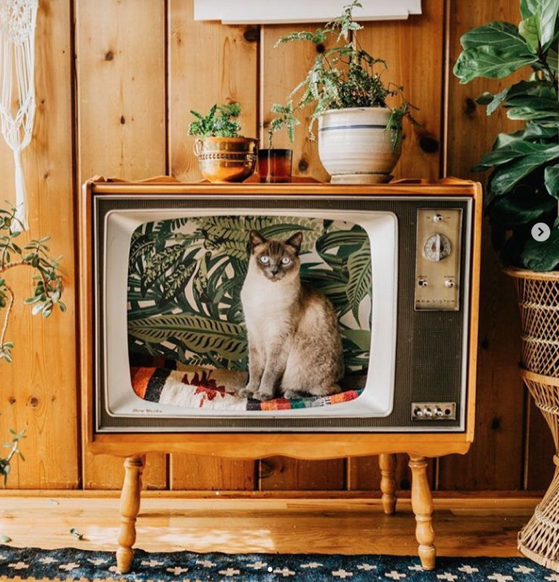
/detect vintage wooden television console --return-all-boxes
[79,177,482,573]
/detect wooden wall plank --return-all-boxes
[168,0,258,490]
[355,1,445,179]
[75,0,168,490]
[259,458,346,491]
[0,0,78,489]
[437,0,532,490]
[260,25,337,182]
[170,456,255,491]
[169,0,259,182]
[525,399,555,491]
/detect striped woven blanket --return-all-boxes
[130,358,364,411]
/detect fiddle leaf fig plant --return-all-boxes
[274,0,417,141]
[188,103,242,138]
[454,0,559,271]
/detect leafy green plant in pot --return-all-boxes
[189,103,258,183]
[0,205,66,485]
[455,1,559,569]
[454,0,559,272]
[258,102,300,183]
[275,0,417,184]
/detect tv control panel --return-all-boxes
[415,208,463,311]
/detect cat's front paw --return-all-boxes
[252,390,274,402]
[238,384,258,399]
[283,389,303,400]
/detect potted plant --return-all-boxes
[274,0,417,184]
[258,102,300,183]
[454,0,559,570]
[0,204,66,485]
[189,103,258,183]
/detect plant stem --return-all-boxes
[0,284,13,348]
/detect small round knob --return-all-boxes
[418,278,429,287]
[433,214,443,223]
[423,407,433,418]
[445,279,455,288]
[435,407,444,417]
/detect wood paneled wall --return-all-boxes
[0,0,552,492]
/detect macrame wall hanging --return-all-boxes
[0,0,38,229]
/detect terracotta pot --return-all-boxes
[317,107,401,184]
[194,137,258,183]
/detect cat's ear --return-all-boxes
[249,229,267,251]
[285,232,303,254]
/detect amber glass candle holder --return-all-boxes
[258,149,293,183]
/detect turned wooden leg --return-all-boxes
[409,455,436,570]
[116,455,145,574]
[379,454,397,515]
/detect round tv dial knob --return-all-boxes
[423,233,452,262]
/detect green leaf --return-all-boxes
[489,183,556,225]
[128,314,248,361]
[346,240,371,322]
[522,225,559,270]
[489,144,559,195]
[548,48,558,72]
[459,21,529,51]
[454,46,538,83]
[342,329,371,351]
[521,0,535,18]
[474,140,557,171]
[141,244,186,296]
[534,0,559,48]
[545,164,559,197]
[479,81,557,116]
[519,16,540,51]
[160,260,197,305]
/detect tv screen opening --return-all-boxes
[103,209,398,418]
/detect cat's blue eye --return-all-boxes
[281,257,291,265]
[259,256,270,264]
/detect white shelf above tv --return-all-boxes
[194,0,422,24]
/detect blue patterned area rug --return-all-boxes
[0,546,556,581]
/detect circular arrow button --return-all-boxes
[531,223,551,242]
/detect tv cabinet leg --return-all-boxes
[409,455,436,570]
[379,454,397,515]
[116,455,145,574]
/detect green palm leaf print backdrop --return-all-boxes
[127,216,372,374]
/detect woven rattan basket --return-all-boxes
[507,268,559,571]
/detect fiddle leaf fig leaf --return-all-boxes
[519,16,540,51]
[545,163,559,198]
[459,21,529,50]
[522,225,559,271]
[489,144,559,195]
[454,46,538,83]
[533,0,559,49]
[473,140,557,171]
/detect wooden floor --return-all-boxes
[0,495,538,558]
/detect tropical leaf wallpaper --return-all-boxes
[127,216,372,374]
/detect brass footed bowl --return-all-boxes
[194,137,258,183]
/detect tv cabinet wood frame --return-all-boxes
[79,177,482,573]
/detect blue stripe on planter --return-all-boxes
[319,124,388,132]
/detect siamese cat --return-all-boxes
[239,229,344,401]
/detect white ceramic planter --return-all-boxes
[317,107,401,184]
